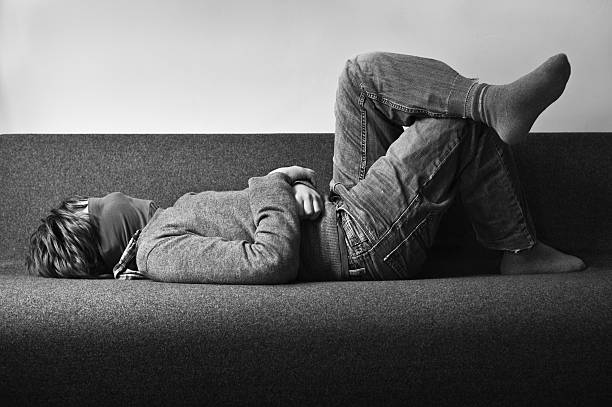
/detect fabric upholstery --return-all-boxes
[1,133,611,406]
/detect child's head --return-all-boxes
[26,196,103,278]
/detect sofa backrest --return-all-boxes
[512,133,612,260]
[0,134,333,273]
[1,133,611,275]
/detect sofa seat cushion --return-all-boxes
[1,269,610,406]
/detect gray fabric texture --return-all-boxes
[2,270,610,406]
[3,133,612,275]
[1,133,612,406]
[1,134,334,273]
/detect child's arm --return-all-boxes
[141,172,301,284]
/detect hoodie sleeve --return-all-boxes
[142,172,301,284]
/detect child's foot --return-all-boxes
[480,54,571,145]
[500,241,586,275]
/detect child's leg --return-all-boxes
[459,131,585,274]
[332,52,477,191]
[335,118,499,279]
[331,52,581,279]
[335,118,583,280]
[332,52,571,192]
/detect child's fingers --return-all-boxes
[303,195,314,217]
[312,193,322,215]
[293,191,305,217]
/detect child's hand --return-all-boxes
[292,182,322,220]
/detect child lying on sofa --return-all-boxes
[27,52,586,283]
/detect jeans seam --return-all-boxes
[339,207,372,256]
[491,146,536,249]
[367,131,462,254]
[382,212,432,261]
[332,183,378,242]
[421,135,463,190]
[484,236,533,250]
[447,73,460,116]
[361,86,448,118]
[358,90,368,181]
[370,194,421,252]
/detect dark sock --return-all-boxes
[467,54,571,144]
[500,242,586,275]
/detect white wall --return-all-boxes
[1,0,611,134]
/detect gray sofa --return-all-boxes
[1,133,611,406]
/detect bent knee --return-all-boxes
[340,52,394,90]
[346,51,391,74]
[342,53,372,82]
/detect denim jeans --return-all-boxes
[330,52,536,280]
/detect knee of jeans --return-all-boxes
[335,61,365,111]
[338,58,360,90]
[353,52,387,67]
[343,54,368,83]
[343,52,384,86]
[352,52,396,78]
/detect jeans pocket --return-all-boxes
[381,213,434,279]
[338,206,368,249]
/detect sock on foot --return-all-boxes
[467,54,571,144]
[500,241,586,275]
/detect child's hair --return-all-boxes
[26,196,103,278]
